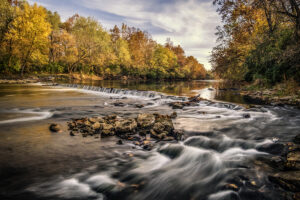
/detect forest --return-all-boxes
[211,0,300,86]
[0,0,207,80]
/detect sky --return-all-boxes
[28,0,221,70]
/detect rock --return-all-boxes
[169,102,184,109]
[155,114,174,132]
[137,114,155,129]
[152,122,165,133]
[92,122,101,130]
[256,143,286,155]
[88,117,97,123]
[49,123,61,132]
[170,111,177,119]
[104,114,117,121]
[285,151,300,170]
[70,131,77,136]
[224,183,239,191]
[243,113,251,118]
[143,143,153,151]
[269,171,300,192]
[101,123,115,136]
[151,130,168,139]
[115,118,137,134]
[114,102,125,107]
[84,120,91,126]
[173,129,184,141]
[294,134,300,144]
[135,104,144,108]
[117,140,123,145]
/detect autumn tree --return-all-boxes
[5,2,51,75]
[69,16,113,74]
[211,0,300,83]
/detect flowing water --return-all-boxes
[0,80,299,200]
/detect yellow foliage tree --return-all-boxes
[5,3,51,75]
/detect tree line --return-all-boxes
[211,0,300,85]
[0,0,207,80]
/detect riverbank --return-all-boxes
[0,73,103,84]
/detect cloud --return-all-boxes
[28,0,221,69]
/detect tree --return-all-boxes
[5,2,51,75]
[151,44,177,79]
[69,16,113,74]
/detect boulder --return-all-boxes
[49,123,61,132]
[137,113,155,129]
[115,118,137,134]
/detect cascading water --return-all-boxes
[58,84,187,101]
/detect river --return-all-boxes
[0,80,299,200]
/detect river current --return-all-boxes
[0,80,299,200]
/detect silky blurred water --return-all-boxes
[0,81,299,200]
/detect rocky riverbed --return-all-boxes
[63,113,183,150]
